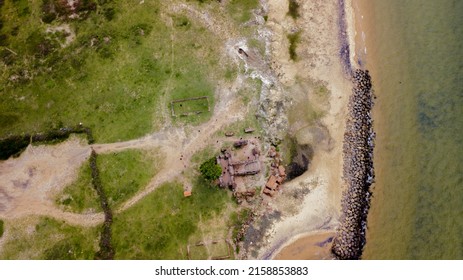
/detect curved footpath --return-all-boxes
[331,69,375,259]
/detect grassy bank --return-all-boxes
[112,180,233,259]
[56,160,101,213]
[98,149,162,208]
[57,148,162,212]
[0,217,99,260]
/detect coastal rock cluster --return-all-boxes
[332,69,375,259]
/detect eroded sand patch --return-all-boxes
[0,136,94,223]
[273,231,335,260]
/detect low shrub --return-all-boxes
[199,157,222,181]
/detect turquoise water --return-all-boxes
[358,0,463,259]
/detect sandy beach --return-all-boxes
[249,0,356,259]
[274,231,334,260]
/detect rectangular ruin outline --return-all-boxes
[170,96,210,117]
[186,239,232,260]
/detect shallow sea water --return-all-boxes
[356,0,463,259]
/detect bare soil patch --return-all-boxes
[0,136,103,226]
[273,231,335,260]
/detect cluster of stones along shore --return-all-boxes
[331,69,375,260]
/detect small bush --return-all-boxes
[287,31,301,61]
[287,0,300,19]
[199,157,222,181]
[26,31,58,58]
[103,7,115,21]
[0,34,8,46]
[0,135,30,160]
[41,0,57,23]
[0,220,4,238]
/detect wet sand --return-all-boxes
[274,231,335,260]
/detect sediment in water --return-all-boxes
[331,69,375,260]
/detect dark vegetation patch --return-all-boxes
[284,137,313,180]
[0,219,4,238]
[89,149,114,260]
[41,0,97,23]
[27,30,59,58]
[287,0,300,20]
[229,208,251,243]
[287,31,301,61]
[199,157,222,181]
[243,210,281,257]
[0,125,93,160]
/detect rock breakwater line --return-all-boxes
[331,69,375,260]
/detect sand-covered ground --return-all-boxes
[250,0,355,259]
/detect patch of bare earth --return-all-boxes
[273,231,335,260]
[0,136,103,226]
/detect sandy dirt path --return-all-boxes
[115,86,244,212]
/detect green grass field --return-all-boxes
[0,217,99,260]
[56,160,101,213]
[188,244,209,260]
[0,0,233,142]
[57,148,162,212]
[112,180,233,259]
[98,149,162,208]
[227,0,259,24]
[171,98,210,116]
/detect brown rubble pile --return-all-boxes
[263,147,287,197]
